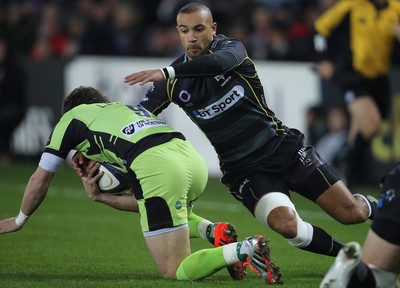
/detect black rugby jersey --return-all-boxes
[140,34,287,171]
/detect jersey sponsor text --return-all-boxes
[121,119,167,137]
[193,85,244,119]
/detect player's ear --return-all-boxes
[212,22,217,36]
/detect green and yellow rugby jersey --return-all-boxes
[43,102,183,172]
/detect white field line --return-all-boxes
[1,183,330,219]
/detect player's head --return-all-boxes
[176,3,216,60]
[61,86,110,115]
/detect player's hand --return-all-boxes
[81,160,103,201]
[71,151,87,177]
[0,217,23,235]
[124,69,166,86]
[316,60,335,80]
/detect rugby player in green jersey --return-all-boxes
[0,86,281,284]
[123,2,378,263]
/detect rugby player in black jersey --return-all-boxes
[321,163,400,288]
[123,2,378,262]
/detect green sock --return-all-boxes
[188,212,212,240]
[176,247,227,281]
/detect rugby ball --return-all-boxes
[97,163,131,194]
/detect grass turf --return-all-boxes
[0,161,374,287]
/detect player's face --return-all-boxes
[176,10,216,60]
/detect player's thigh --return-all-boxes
[362,230,400,274]
[132,139,207,232]
[348,96,381,130]
[145,227,191,276]
[367,176,400,273]
[177,139,208,204]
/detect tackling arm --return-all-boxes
[124,38,246,85]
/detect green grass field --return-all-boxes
[0,161,374,287]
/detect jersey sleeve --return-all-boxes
[43,112,82,159]
[140,81,171,116]
[314,1,352,37]
[172,38,247,77]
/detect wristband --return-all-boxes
[15,210,30,226]
[162,66,176,79]
[159,68,166,79]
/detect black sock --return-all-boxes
[300,225,343,257]
[348,261,376,288]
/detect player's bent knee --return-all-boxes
[254,192,298,238]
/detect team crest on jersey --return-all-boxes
[178,90,191,103]
[192,85,244,119]
[121,119,167,137]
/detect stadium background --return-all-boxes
[1,0,400,184]
[1,1,400,287]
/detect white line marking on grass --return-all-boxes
[1,183,335,220]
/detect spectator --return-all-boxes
[0,33,26,166]
[30,2,69,61]
[315,106,349,179]
[305,105,327,146]
[111,1,143,56]
[79,0,116,55]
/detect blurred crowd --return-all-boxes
[0,0,339,62]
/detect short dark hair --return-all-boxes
[61,86,109,115]
[178,2,212,19]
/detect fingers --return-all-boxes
[71,152,87,177]
[72,151,85,165]
[124,69,163,86]
[92,170,104,183]
[124,72,146,85]
[82,161,100,179]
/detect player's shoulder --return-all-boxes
[64,102,120,120]
[171,54,186,65]
[210,34,243,51]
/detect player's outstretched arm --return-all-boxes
[81,161,139,212]
[124,69,166,86]
[0,218,22,235]
[0,167,54,235]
